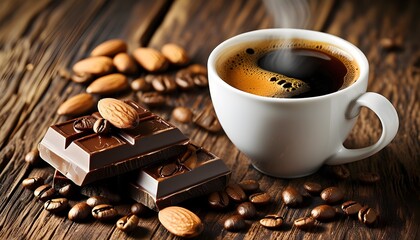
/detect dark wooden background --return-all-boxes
[0,0,419,239]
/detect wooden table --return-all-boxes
[0,0,419,239]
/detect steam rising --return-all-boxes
[263,0,310,28]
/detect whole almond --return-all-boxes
[57,93,95,116]
[97,98,139,129]
[113,53,138,74]
[73,56,114,76]
[158,206,203,238]
[91,39,127,57]
[161,43,189,65]
[132,47,168,72]
[86,73,129,95]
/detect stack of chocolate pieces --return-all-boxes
[39,99,231,210]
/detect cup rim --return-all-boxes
[208,28,369,102]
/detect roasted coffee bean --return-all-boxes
[259,215,284,228]
[172,107,193,123]
[86,196,110,208]
[249,192,271,205]
[116,214,139,232]
[150,75,177,93]
[178,145,198,168]
[194,107,222,133]
[320,187,344,204]
[158,162,181,177]
[58,183,77,198]
[282,186,303,207]
[92,204,118,221]
[224,215,246,232]
[131,78,151,92]
[208,191,230,209]
[225,183,247,202]
[25,149,41,165]
[331,165,350,179]
[71,72,94,83]
[22,177,44,190]
[34,184,56,201]
[357,172,380,183]
[358,206,378,225]
[137,92,166,107]
[311,205,337,221]
[236,202,257,219]
[239,179,260,193]
[73,116,96,132]
[294,216,315,229]
[93,118,111,134]
[188,64,207,75]
[341,200,362,215]
[131,202,146,216]
[68,202,92,221]
[303,182,322,195]
[193,74,208,87]
[44,198,69,213]
[175,70,195,90]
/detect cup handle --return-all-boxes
[325,92,399,165]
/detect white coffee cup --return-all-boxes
[208,28,399,178]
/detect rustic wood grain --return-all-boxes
[0,0,419,239]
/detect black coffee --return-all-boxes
[217,39,359,98]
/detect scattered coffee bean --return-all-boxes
[224,215,246,232]
[131,202,146,216]
[175,70,195,90]
[238,179,259,193]
[358,206,378,225]
[150,75,177,93]
[58,183,77,198]
[303,182,322,195]
[194,107,222,133]
[331,165,350,179]
[44,198,69,213]
[92,204,118,221]
[193,74,208,87]
[68,202,92,221]
[294,216,315,229]
[357,172,380,183]
[172,107,193,123]
[341,200,362,215]
[137,92,166,107]
[34,184,56,201]
[188,64,207,75]
[259,214,284,229]
[282,186,303,207]
[25,149,41,165]
[22,177,44,190]
[116,214,139,232]
[249,192,271,205]
[320,187,344,204]
[225,183,247,203]
[73,116,96,132]
[311,205,336,221]
[131,77,151,92]
[236,202,257,219]
[208,191,230,209]
[86,196,110,208]
[93,118,111,134]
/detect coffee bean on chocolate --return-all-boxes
[137,92,166,107]
[25,149,41,165]
[282,186,303,207]
[44,198,69,213]
[178,145,198,168]
[172,107,193,123]
[193,74,208,87]
[92,204,118,221]
[259,215,284,229]
[151,75,177,93]
[294,216,315,229]
[68,202,92,221]
[58,183,77,198]
[225,183,247,203]
[320,187,344,204]
[341,200,362,215]
[303,182,322,195]
[208,191,230,209]
[249,192,271,205]
[86,196,110,208]
[34,184,56,201]
[159,162,180,177]
[236,202,257,219]
[22,177,44,190]
[73,116,96,132]
[357,172,380,183]
[131,77,151,92]
[194,107,222,133]
[239,179,260,193]
[116,214,139,232]
[93,118,111,134]
[224,215,246,232]
[358,206,378,225]
[331,165,350,179]
[311,205,337,221]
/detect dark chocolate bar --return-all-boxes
[128,144,231,211]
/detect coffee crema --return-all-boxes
[216,39,360,98]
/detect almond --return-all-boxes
[97,98,139,129]
[90,39,127,57]
[86,73,129,95]
[158,206,203,238]
[132,47,168,72]
[161,43,189,65]
[113,53,138,74]
[57,93,95,116]
[72,56,114,76]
